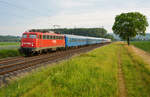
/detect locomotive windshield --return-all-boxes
[29,34,36,39]
[22,34,27,38]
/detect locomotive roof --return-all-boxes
[23,31,64,36]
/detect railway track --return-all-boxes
[0,57,24,65]
[0,43,110,87]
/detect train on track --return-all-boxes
[20,30,111,56]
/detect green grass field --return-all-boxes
[0,42,20,46]
[121,44,150,97]
[0,43,150,97]
[0,42,20,50]
[131,41,150,53]
[0,43,119,97]
[0,42,21,58]
[0,49,22,58]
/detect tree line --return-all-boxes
[30,28,114,40]
[0,35,20,42]
[0,28,114,42]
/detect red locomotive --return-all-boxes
[20,31,65,56]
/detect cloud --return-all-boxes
[58,0,92,8]
[27,7,150,33]
[1,0,150,36]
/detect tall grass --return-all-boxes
[121,44,150,97]
[0,45,20,50]
[0,49,22,58]
[131,41,150,53]
[0,42,21,58]
[0,43,119,97]
[1,43,150,97]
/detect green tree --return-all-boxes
[112,12,149,45]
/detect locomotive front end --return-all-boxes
[20,32,38,56]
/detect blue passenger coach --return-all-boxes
[65,34,87,47]
[86,37,103,45]
[64,34,111,48]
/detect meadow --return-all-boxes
[0,49,22,58]
[120,44,150,97]
[0,42,20,50]
[0,42,150,97]
[0,42,21,58]
[131,41,150,53]
[0,42,20,46]
[0,43,119,97]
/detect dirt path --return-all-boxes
[131,46,150,65]
[118,46,128,97]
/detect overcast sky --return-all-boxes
[0,0,150,36]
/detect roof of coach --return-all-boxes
[64,34,87,39]
[86,36,104,40]
[64,34,109,40]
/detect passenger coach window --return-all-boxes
[22,34,27,38]
[29,35,36,38]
